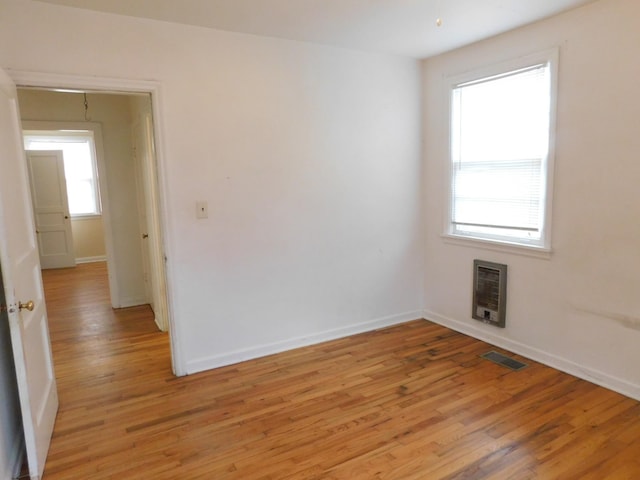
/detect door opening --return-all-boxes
[17,88,170,333]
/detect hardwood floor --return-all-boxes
[41,262,640,479]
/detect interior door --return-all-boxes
[0,69,58,479]
[26,150,76,269]
[132,114,169,332]
[132,131,153,310]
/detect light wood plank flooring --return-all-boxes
[41,262,640,479]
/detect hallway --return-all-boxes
[41,262,172,478]
[43,262,163,345]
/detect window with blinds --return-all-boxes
[448,51,557,249]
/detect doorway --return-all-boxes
[15,85,174,365]
[8,69,181,376]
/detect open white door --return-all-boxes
[132,125,154,310]
[0,70,58,479]
[132,113,169,332]
[26,150,76,269]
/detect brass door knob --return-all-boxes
[19,300,35,311]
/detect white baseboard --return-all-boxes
[75,255,107,264]
[115,295,149,309]
[186,310,423,374]
[424,309,640,402]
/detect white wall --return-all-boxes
[18,89,148,307]
[0,0,423,373]
[422,0,640,399]
[0,4,637,475]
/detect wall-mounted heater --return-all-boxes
[472,260,507,328]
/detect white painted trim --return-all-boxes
[9,70,184,376]
[441,234,552,260]
[69,214,102,220]
[75,255,107,264]
[145,80,180,372]
[186,311,423,375]
[10,70,163,95]
[423,309,640,402]
[442,47,559,252]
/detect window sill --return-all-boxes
[70,214,102,221]
[441,233,552,260]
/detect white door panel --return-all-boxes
[133,113,169,332]
[27,150,76,269]
[0,68,58,480]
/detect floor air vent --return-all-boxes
[481,351,528,371]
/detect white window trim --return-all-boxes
[442,48,559,255]
[441,233,552,259]
[23,128,103,217]
[71,214,103,221]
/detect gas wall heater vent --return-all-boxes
[472,260,507,328]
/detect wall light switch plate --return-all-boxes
[196,201,208,219]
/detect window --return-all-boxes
[448,50,557,250]
[24,131,101,217]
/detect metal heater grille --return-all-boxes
[472,260,507,328]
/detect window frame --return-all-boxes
[443,48,559,255]
[23,128,102,219]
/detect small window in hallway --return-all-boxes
[24,131,101,217]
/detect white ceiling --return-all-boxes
[36,0,598,58]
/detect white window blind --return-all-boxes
[450,62,552,246]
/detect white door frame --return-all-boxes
[10,70,184,376]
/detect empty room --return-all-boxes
[0,0,638,478]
